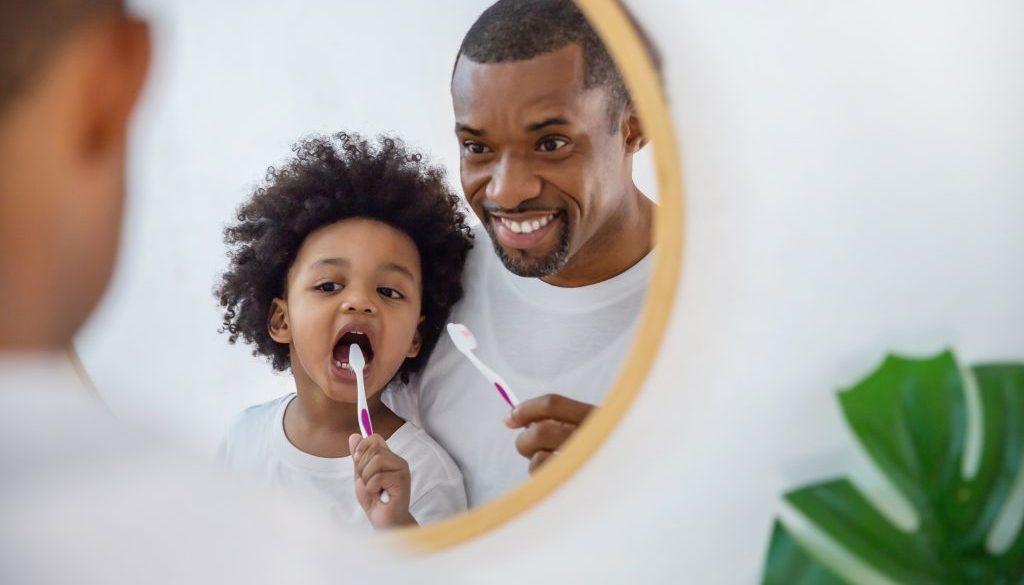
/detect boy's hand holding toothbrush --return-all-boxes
[348,433,417,529]
[504,394,595,473]
[347,343,416,529]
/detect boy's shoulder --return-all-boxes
[220,394,293,463]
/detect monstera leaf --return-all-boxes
[762,351,1024,584]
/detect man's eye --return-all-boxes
[538,137,568,152]
[316,282,341,293]
[463,141,490,155]
[378,287,404,300]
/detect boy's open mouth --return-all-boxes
[332,331,375,371]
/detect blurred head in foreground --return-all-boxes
[0,0,150,351]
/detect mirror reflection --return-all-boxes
[78,0,659,531]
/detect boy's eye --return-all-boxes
[316,282,342,293]
[378,287,404,300]
[537,137,568,153]
[463,140,491,155]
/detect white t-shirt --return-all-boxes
[0,353,405,585]
[386,225,652,506]
[221,393,467,530]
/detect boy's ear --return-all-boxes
[621,101,649,154]
[406,316,426,358]
[268,298,291,344]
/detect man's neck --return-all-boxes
[541,186,654,288]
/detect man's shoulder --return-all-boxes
[391,422,463,483]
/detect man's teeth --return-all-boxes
[499,214,556,235]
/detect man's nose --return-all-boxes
[485,153,542,210]
[339,288,377,315]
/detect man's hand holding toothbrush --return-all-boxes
[504,394,595,473]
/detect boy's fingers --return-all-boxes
[362,452,409,482]
[506,394,595,429]
[356,446,382,477]
[366,471,406,500]
[515,419,576,458]
[353,434,386,462]
[353,476,371,511]
[348,433,361,456]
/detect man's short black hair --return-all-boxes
[456,0,659,129]
[216,132,474,383]
[0,0,122,109]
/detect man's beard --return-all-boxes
[484,216,571,278]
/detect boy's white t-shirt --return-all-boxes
[221,394,467,531]
[386,225,652,507]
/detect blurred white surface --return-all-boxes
[77,0,1024,581]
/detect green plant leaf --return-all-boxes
[762,521,851,585]
[762,352,1024,584]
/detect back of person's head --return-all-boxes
[0,0,150,350]
[456,0,661,128]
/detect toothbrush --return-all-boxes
[349,344,390,504]
[446,323,520,408]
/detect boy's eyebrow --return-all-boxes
[312,257,349,269]
[382,262,418,283]
[312,257,417,283]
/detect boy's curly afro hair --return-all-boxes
[216,132,473,383]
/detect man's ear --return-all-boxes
[79,17,151,161]
[268,298,291,344]
[406,316,426,358]
[621,101,649,155]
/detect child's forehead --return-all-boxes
[292,218,421,274]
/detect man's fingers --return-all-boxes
[506,393,595,429]
[529,450,554,474]
[515,419,576,458]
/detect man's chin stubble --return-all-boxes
[485,222,571,278]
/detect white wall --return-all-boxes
[77,0,1024,582]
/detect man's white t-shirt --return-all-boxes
[0,354,405,584]
[387,225,652,506]
[221,393,467,530]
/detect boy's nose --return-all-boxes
[340,297,377,314]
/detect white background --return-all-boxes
[77,0,1024,582]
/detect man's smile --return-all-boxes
[488,210,564,252]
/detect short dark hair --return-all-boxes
[216,132,474,383]
[0,0,122,109]
[456,0,660,128]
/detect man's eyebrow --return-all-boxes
[455,123,484,137]
[382,261,418,283]
[526,117,569,132]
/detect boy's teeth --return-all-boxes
[334,359,351,370]
[500,214,555,235]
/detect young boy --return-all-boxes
[217,132,473,531]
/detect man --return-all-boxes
[389,0,657,507]
[0,2,396,582]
